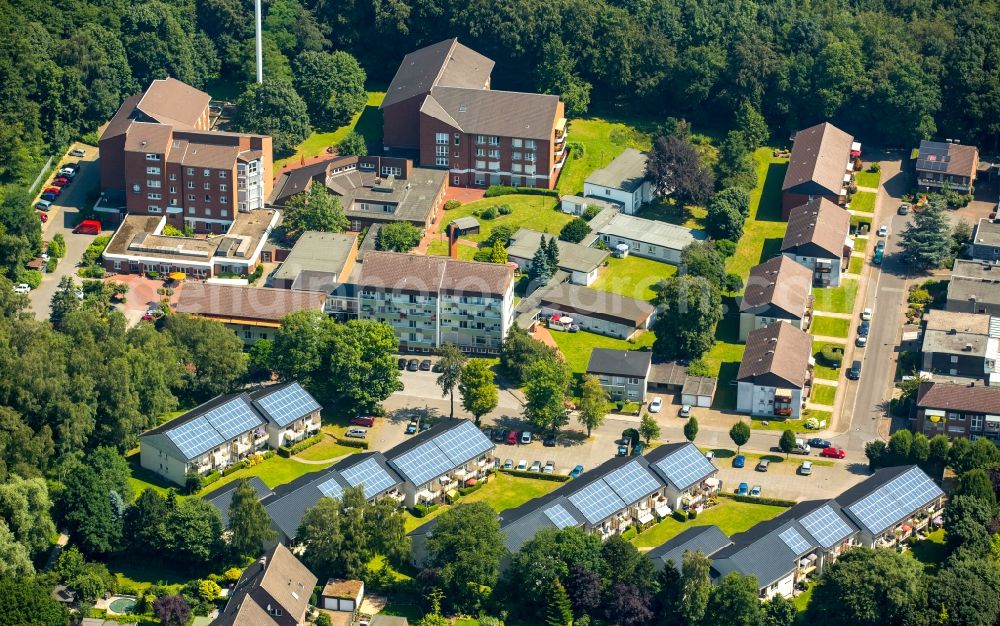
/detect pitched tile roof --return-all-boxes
[176,283,327,323]
[136,77,210,129]
[782,122,854,194]
[381,38,493,109]
[213,543,317,626]
[737,322,813,389]
[916,140,979,178]
[781,198,851,259]
[586,348,652,378]
[739,256,813,318]
[422,86,561,141]
[916,381,1000,413]
[358,251,514,297]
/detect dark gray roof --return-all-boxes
[140,392,265,461]
[205,477,273,528]
[647,525,731,571]
[681,376,717,398]
[450,216,480,230]
[947,276,1000,308]
[537,282,654,326]
[585,148,649,192]
[586,348,652,378]
[712,519,816,587]
[973,218,1000,248]
[507,228,610,274]
[272,231,358,285]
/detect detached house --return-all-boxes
[913,381,1000,442]
[586,348,652,403]
[736,323,813,418]
[915,140,979,193]
[506,228,610,286]
[781,198,851,286]
[781,122,857,218]
[212,543,317,626]
[583,148,655,214]
[738,256,814,341]
[920,310,999,382]
[381,39,566,189]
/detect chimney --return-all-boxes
[448,223,458,259]
[963,343,973,351]
[949,328,957,335]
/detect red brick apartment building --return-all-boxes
[381,38,567,189]
[781,122,859,219]
[99,78,272,234]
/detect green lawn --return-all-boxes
[556,118,654,195]
[294,434,358,462]
[632,500,787,548]
[855,170,881,188]
[853,237,868,252]
[549,329,655,374]
[812,279,859,314]
[811,315,850,338]
[848,256,863,275]
[725,150,789,286]
[700,315,743,410]
[435,195,570,243]
[793,583,814,614]
[589,255,675,302]
[426,238,478,260]
[812,341,844,381]
[749,416,809,431]
[405,472,560,532]
[850,191,876,213]
[802,408,833,423]
[908,528,947,573]
[275,91,385,169]
[811,384,837,406]
[108,554,187,594]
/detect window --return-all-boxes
[972,414,983,431]
[169,186,176,194]
[244,330,252,339]
[381,166,401,177]
[186,168,194,175]
[525,139,537,150]
[475,175,485,186]
[628,377,639,385]
[512,152,522,161]
[203,182,210,190]
[605,189,611,196]
[488,136,500,145]
[488,149,500,159]
[219,184,227,191]
[476,135,486,144]
[113,260,121,270]
[219,171,227,178]
[187,181,195,189]
[188,207,195,215]
[476,148,485,157]
[146,166,160,175]
[436,145,449,157]
[525,152,536,162]
[187,194,195,201]
[512,138,522,148]
[147,193,161,200]
[435,132,448,145]
[147,205,161,213]
[454,135,461,146]
[169,173,177,181]
[453,176,460,185]
[220,197,227,204]
[145,153,160,161]
[512,163,522,173]
[205,195,211,202]
[950,355,959,363]
[221,209,228,217]
[205,208,212,216]
[203,169,210,176]
[147,180,161,188]
[475,160,486,170]
[435,157,448,166]
[453,151,460,158]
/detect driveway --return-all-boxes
[27,143,105,320]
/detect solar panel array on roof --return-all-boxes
[389,422,494,486]
[917,144,950,172]
[846,467,944,535]
[317,475,344,499]
[543,504,579,529]
[778,526,812,555]
[604,461,662,505]
[340,457,398,499]
[202,397,264,440]
[167,416,225,459]
[799,505,854,549]
[255,383,321,428]
[654,445,716,491]
[392,440,457,487]
[434,420,494,465]
[568,480,626,525]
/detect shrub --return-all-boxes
[620,527,638,541]
[23,270,42,289]
[221,461,248,477]
[715,239,736,258]
[457,482,484,496]
[185,472,203,495]
[49,233,66,258]
[443,200,462,211]
[223,568,242,583]
[334,437,369,449]
[582,205,601,220]
[566,141,584,159]
[687,359,711,377]
[483,185,559,198]
[819,344,843,366]
[79,265,106,278]
[473,248,492,263]
[868,162,881,173]
[45,257,57,272]
[498,468,571,482]
[411,503,439,518]
[717,492,795,507]
[480,206,498,220]
[146,271,160,279]
[277,433,324,457]
[609,127,638,146]
[162,224,184,237]
[201,470,221,488]
[497,203,513,215]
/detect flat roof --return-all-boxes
[341,167,446,224]
[585,148,648,192]
[272,231,358,283]
[973,218,1000,248]
[596,213,704,251]
[537,282,654,326]
[948,276,1000,307]
[506,228,610,273]
[952,259,1000,280]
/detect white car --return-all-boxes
[529,460,541,472]
[520,430,532,445]
[344,427,367,439]
[679,404,692,418]
[12,283,30,294]
[649,397,662,413]
[69,148,86,157]
[705,451,715,460]
[861,307,873,321]
[877,224,889,237]
[516,459,527,471]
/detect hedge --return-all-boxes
[411,503,439,518]
[483,185,559,198]
[334,437,369,450]
[717,492,795,507]
[498,468,571,482]
[222,462,246,477]
[201,470,221,488]
[457,481,484,496]
[278,433,324,458]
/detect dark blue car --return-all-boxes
[733,455,746,468]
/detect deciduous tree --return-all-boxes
[647,133,715,207]
[376,222,422,253]
[232,79,311,157]
[336,131,368,156]
[678,551,711,626]
[779,429,797,458]
[651,275,723,359]
[435,344,466,419]
[153,595,191,626]
[577,374,608,436]
[559,217,591,243]
[458,360,498,427]
[227,479,276,557]
[292,50,367,130]
[707,573,764,626]
[640,413,660,444]
[729,421,750,453]
[684,416,699,442]
[282,184,348,238]
[523,357,570,435]
[425,502,506,613]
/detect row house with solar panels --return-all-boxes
[257,419,495,545]
[139,382,322,486]
[646,465,945,600]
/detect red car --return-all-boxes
[38,212,48,223]
[43,186,61,197]
[821,447,846,459]
[350,416,376,427]
[506,430,520,445]
[52,177,71,187]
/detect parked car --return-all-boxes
[873,247,884,265]
[897,203,910,215]
[529,460,541,472]
[543,460,555,474]
[876,224,888,237]
[808,438,832,449]
[406,358,419,371]
[141,313,154,321]
[705,451,714,460]
[493,429,508,443]
[737,482,749,496]
[821,447,846,459]
[792,439,811,455]
[350,416,376,427]
[35,200,51,211]
[749,485,762,497]
[859,320,870,337]
[69,148,86,157]
[405,421,417,434]
[856,335,868,347]
[631,442,645,457]
[617,444,629,457]
[847,360,863,380]
[543,434,556,447]
[506,431,519,445]
[799,461,813,476]
[481,428,493,440]
[516,459,527,471]
[861,307,873,321]
[52,176,71,187]
[38,212,48,223]
[345,427,367,438]
[12,284,30,294]
[397,357,407,369]
[648,397,662,413]
[678,404,692,418]
[756,459,769,472]
[520,431,532,445]
[569,465,584,478]
[419,359,432,371]
[431,360,444,373]
[58,167,77,178]
[733,455,746,468]
[503,459,513,470]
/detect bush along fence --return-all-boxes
[498,468,572,482]
[717,492,796,507]
[334,437,370,450]
[484,185,559,198]
[277,433,325,458]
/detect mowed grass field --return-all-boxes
[556,118,654,195]
[590,254,676,302]
[437,195,570,243]
[724,150,789,285]
[632,499,787,548]
[813,279,859,314]
[550,329,656,374]
[275,90,385,169]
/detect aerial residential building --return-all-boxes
[536,282,655,339]
[781,198,852,286]
[270,155,447,232]
[560,195,618,217]
[271,231,360,293]
[212,543,317,626]
[738,256,814,341]
[583,148,655,214]
[736,323,813,418]
[834,465,945,548]
[591,212,705,265]
[356,251,515,354]
[946,259,1000,316]
[920,310,999,383]
[781,122,858,218]
[970,219,1000,262]
[647,525,732,571]
[205,476,274,528]
[915,140,979,193]
[139,382,322,486]
[381,39,567,189]
[913,381,1000,442]
[99,77,272,232]
[505,228,610,286]
[586,348,653,403]
[175,283,327,345]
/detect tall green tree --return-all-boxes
[282,184,348,238]
[684,416,699,442]
[528,241,554,285]
[336,131,368,156]
[0,520,34,578]
[928,556,1000,626]
[706,573,764,626]
[647,133,715,207]
[763,594,797,626]
[559,217,591,243]
[124,488,168,554]
[545,579,574,626]
[162,313,248,402]
[953,469,997,513]
[523,357,570,435]
[327,320,403,414]
[651,275,723,359]
[0,578,68,626]
[729,421,750,453]
[678,551,711,626]
[779,429,797,458]
[376,222,422,253]
[640,413,660,444]
[0,475,55,558]
[232,79,311,157]
[499,325,559,386]
[227,479,276,557]
[435,344,466,419]
[458,359,498,427]
[536,37,591,117]
[49,276,79,329]
[292,50,367,130]
[898,196,952,270]
[425,502,506,614]
[489,238,508,264]
[297,497,342,579]
[162,499,223,568]
[577,374,608,436]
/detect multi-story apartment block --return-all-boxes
[739,256,814,341]
[914,381,1000,442]
[970,219,1000,262]
[381,39,566,189]
[919,309,999,382]
[736,323,814,418]
[781,122,859,218]
[781,198,852,287]
[356,252,515,354]
[100,77,272,233]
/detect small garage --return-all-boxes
[448,216,480,236]
[681,376,716,408]
[321,579,364,613]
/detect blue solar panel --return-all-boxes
[847,467,943,535]
[434,421,494,466]
[202,397,264,440]
[392,440,454,487]
[340,457,398,499]
[317,475,344,499]
[799,505,854,549]
[543,503,579,529]
[604,461,662,505]
[255,383,322,428]
[778,527,812,554]
[654,444,716,490]
[568,480,627,525]
[166,416,225,459]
